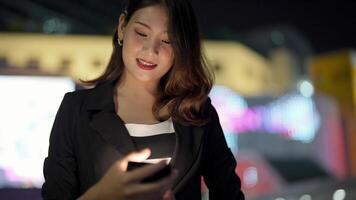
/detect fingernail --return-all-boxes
[141,148,151,154]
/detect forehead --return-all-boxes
[129,5,169,31]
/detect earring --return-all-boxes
[118,38,123,46]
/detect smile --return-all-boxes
[136,58,157,70]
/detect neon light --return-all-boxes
[210,86,320,143]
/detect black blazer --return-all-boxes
[42,82,244,200]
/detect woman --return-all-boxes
[42,0,245,199]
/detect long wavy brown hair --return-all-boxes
[81,0,214,126]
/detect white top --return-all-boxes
[124,117,175,164]
[125,117,175,137]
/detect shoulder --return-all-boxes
[64,86,95,100]
[200,97,219,127]
[60,87,96,112]
[204,97,218,116]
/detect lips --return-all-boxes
[136,58,157,70]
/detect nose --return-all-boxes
[143,39,159,56]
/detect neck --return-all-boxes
[115,70,159,100]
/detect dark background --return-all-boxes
[192,1,356,53]
[0,0,355,53]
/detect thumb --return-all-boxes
[118,148,151,171]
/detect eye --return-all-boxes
[135,31,147,37]
[162,40,170,44]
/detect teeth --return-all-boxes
[139,59,155,66]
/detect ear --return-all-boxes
[117,13,127,41]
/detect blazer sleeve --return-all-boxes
[42,92,79,200]
[201,98,245,200]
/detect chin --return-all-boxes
[135,75,160,83]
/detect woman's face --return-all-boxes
[118,5,174,84]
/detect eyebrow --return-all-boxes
[134,21,167,33]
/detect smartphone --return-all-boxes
[127,161,172,183]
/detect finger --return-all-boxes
[126,148,151,162]
[154,169,178,191]
[130,169,178,195]
[162,190,175,200]
[117,148,151,171]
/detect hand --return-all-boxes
[79,148,177,200]
[162,190,176,200]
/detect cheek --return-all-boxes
[161,46,174,65]
[124,33,143,54]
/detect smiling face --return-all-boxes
[118,5,174,85]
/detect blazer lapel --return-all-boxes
[84,82,137,155]
[89,111,137,155]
